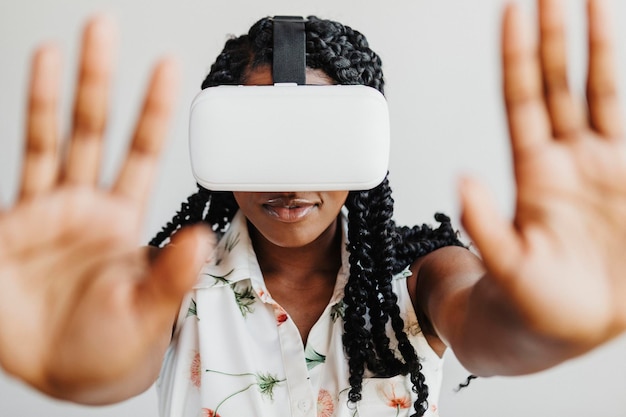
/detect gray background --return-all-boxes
[1,0,626,416]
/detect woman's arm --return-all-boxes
[411,246,600,376]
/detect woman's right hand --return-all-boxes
[0,15,214,403]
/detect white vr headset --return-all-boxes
[188,16,390,191]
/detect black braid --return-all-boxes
[369,178,429,415]
[201,16,384,92]
[394,213,465,270]
[150,188,238,248]
[201,36,253,88]
[343,188,384,403]
[152,16,465,417]
[305,17,384,93]
[344,177,463,416]
[149,186,211,247]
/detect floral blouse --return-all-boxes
[157,210,443,417]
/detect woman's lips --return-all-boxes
[262,197,317,222]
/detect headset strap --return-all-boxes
[272,16,306,85]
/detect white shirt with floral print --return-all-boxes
[157,210,443,417]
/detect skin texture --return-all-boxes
[0,0,624,406]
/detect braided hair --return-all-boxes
[150,16,465,417]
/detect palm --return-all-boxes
[509,133,626,340]
[0,17,211,399]
[1,194,119,377]
[462,0,626,347]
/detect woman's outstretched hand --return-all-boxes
[461,0,626,353]
[0,15,213,402]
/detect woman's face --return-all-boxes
[233,66,349,249]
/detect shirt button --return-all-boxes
[297,399,312,412]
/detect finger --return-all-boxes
[539,0,585,138]
[586,0,624,138]
[459,176,521,282]
[20,45,62,200]
[112,58,180,206]
[64,15,117,185]
[137,225,215,325]
[502,3,552,156]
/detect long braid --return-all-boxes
[365,177,403,376]
[343,189,376,402]
[348,180,406,378]
[345,177,439,417]
[152,15,466,417]
[367,178,431,416]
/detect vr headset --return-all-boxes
[189,16,390,191]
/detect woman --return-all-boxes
[151,16,464,417]
[0,1,624,416]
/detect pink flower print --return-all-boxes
[274,305,289,326]
[200,408,221,417]
[430,403,439,415]
[376,380,411,413]
[257,288,271,303]
[276,312,288,325]
[190,351,202,388]
[317,389,335,417]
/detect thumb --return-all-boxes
[459,175,521,280]
[140,225,216,313]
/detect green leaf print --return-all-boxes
[304,345,326,370]
[330,300,346,322]
[255,372,283,400]
[399,265,413,279]
[204,268,235,286]
[204,369,285,414]
[186,298,197,318]
[233,284,256,317]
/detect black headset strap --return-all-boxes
[272,16,306,85]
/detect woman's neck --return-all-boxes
[248,217,343,289]
[249,216,343,343]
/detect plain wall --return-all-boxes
[1,0,625,416]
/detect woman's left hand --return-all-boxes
[460,0,626,351]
